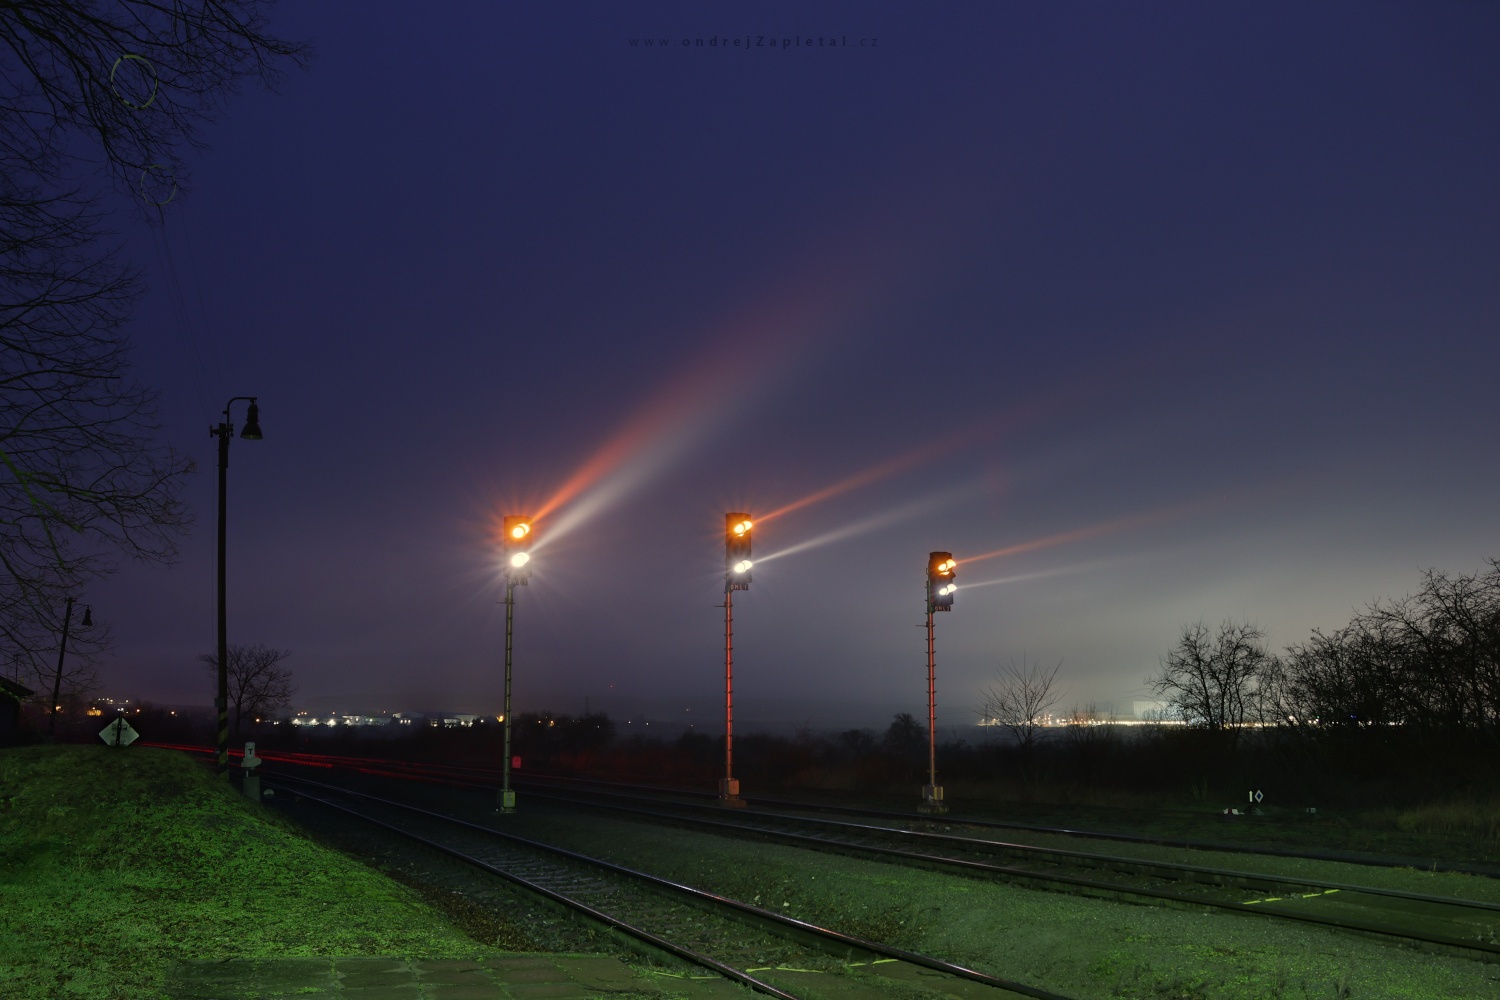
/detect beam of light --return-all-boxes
[492,166,1002,555]
[755,485,978,565]
[957,561,1110,590]
[755,399,1065,528]
[957,503,1191,568]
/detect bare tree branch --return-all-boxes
[0,2,306,663]
[198,642,293,741]
[1149,620,1271,731]
[979,657,1064,784]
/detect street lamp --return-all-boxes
[921,551,956,814]
[498,514,532,813]
[211,397,263,777]
[47,597,91,739]
[720,513,752,807]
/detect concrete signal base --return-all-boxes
[496,789,516,814]
[918,783,948,815]
[718,777,747,808]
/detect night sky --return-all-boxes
[96,2,1500,731]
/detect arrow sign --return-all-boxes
[99,717,138,747]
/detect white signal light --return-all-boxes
[510,552,530,568]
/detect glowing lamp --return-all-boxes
[927,551,956,611]
[502,514,534,581]
[725,512,753,591]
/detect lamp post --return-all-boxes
[499,515,532,813]
[47,597,92,739]
[211,397,262,777]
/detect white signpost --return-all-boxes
[241,741,261,800]
[99,717,138,747]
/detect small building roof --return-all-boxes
[0,676,36,702]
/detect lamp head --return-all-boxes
[240,400,263,440]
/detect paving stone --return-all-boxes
[483,957,560,973]
[493,967,569,985]
[505,985,595,1000]
[416,969,492,986]
[424,985,513,999]
[342,971,420,988]
[415,959,488,974]
[337,958,412,974]
[337,986,424,1000]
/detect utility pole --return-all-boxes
[48,596,75,739]
[211,397,262,777]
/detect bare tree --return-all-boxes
[882,712,926,778]
[198,643,293,741]
[979,657,1064,782]
[1150,620,1272,731]
[0,3,306,666]
[1271,561,1500,739]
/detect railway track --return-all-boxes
[504,780,1500,961]
[151,744,1500,961]
[265,771,1076,1000]
[147,743,1499,878]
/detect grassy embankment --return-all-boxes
[0,744,534,1000]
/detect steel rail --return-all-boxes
[511,783,1500,962]
[147,742,1500,877]
[531,782,1500,913]
[268,772,1076,1000]
[518,769,1500,879]
[274,783,802,999]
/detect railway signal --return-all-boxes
[503,515,532,582]
[498,514,533,814]
[726,513,752,591]
[720,513,753,807]
[927,551,956,612]
[921,551,955,814]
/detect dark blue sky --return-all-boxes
[97,2,1500,729]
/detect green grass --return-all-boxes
[500,801,1500,1000]
[0,745,524,999]
[1383,800,1500,842]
